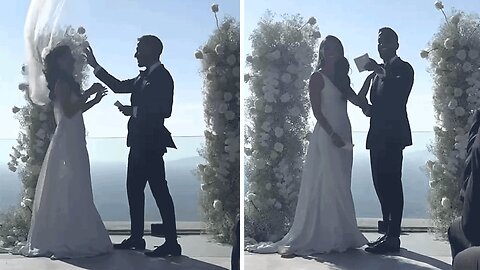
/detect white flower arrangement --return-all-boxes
[244,12,319,242]
[1,26,89,249]
[422,3,480,235]
[195,4,240,245]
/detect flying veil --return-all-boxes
[24,0,67,105]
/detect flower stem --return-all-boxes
[214,13,220,31]
[441,9,450,26]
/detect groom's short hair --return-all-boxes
[138,35,163,56]
[379,27,398,43]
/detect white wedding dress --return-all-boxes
[20,88,113,259]
[247,73,367,255]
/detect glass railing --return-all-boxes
[0,136,205,222]
[243,131,435,220]
[1,132,436,222]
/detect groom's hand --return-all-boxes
[84,46,99,68]
[365,58,381,73]
[118,105,133,116]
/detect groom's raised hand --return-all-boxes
[84,46,99,68]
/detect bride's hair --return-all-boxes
[316,35,351,98]
[43,45,81,101]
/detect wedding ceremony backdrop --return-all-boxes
[424,1,480,234]
[244,12,320,242]
[195,4,240,244]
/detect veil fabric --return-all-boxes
[24,0,67,105]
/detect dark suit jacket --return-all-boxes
[366,57,414,149]
[461,110,480,245]
[95,63,176,150]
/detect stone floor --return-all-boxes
[244,232,453,270]
[0,234,232,270]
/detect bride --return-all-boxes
[20,45,113,259]
[247,35,374,255]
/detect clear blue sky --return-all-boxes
[0,0,239,138]
[243,0,480,132]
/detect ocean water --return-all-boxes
[0,132,436,221]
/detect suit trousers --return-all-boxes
[370,144,404,238]
[449,217,473,260]
[127,143,178,243]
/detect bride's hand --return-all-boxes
[85,83,105,96]
[93,88,107,103]
[331,132,345,148]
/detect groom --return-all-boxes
[362,27,414,254]
[84,35,181,257]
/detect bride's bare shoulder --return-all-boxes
[309,71,325,91]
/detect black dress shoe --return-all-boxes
[145,242,182,257]
[113,237,146,250]
[367,234,386,247]
[365,237,400,254]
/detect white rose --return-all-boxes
[274,202,282,209]
[257,159,266,169]
[265,183,272,190]
[455,107,466,116]
[289,106,301,117]
[232,67,240,77]
[224,92,233,101]
[213,200,223,210]
[281,73,292,84]
[463,62,473,72]
[307,17,317,25]
[457,50,467,61]
[280,93,291,103]
[246,55,253,63]
[420,50,429,59]
[261,121,271,132]
[448,99,458,109]
[264,105,273,113]
[270,151,279,159]
[215,44,225,55]
[269,50,281,60]
[77,26,86,34]
[39,112,48,121]
[459,38,468,47]
[255,99,264,109]
[274,127,284,138]
[312,31,321,39]
[6,236,16,243]
[454,88,463,97]
[274,142,284,152]
[469,49,479,60]
[225,111,236,121]
[264,92,276,103]
[451,13,461,25]
[12,106,20,114]
[227,55,236,66]
[194,50,204,59]
[218,103,228,113]
[211,4,219,13]
[244,74,251,83]
[441,197,450,208]
[444,38,454,50]
[286,64,297,74]
[435,0,444,10]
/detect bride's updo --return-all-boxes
[316,35,351,97]
[43,45,81,101]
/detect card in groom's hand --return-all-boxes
[354,53,370,72]
[114,101,123,108]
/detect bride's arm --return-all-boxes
[308,72,335,136]
[343,72,376,109]
[55,80,90,118]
